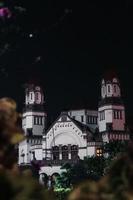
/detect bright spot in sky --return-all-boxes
[29,33,33,38]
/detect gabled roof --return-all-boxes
[45,112,94,135]
[70,117,94,134]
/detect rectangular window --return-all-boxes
[114,110,122,119]
[114,85,117,93]
[38,117,41,125]
[108,85,110,93]
[114,110,117,119]
[117,111,119,119]
[34,116,39,125]
[81,115,84,122]
[34,116,36,125]
[103,112,105,120]
[41,117,43,125]
[120,111,122,119]
[36,92,39,100]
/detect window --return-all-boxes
[96,117,98,124]
[34,116,40,125]
[120,111,122,119]
[52,146,59,160]
[30,92,33,100]
[96,148,103,157]
[106,123,112,131]
[39,117,42,125]
[102,86,105,95]
[81,115,84,122]
[62,146,69,160]
[71,145,78,159]
[87,116,90,124]
[108,85,110,93]
[34,116,38,125]
[27,128,33,136]
[92,117,94,124]
[61,116,67,122]
[114,110,122,120]
[114,85,117,93]
[100,111,105,121]
[116,111,119,119]
[36,92,39,100]
[114,110,117,119]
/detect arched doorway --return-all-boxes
[39,173,48,186]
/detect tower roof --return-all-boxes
[104,68,118,81]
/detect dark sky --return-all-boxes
[0,0,132,121]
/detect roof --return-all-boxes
[99,97,124,107]
[45,112,95,134]
[70,117,94,133]
[104,68,118,81]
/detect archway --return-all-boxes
[39,173,48,186]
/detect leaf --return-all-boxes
[10,133,25,144]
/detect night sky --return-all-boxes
[0,1,132,122]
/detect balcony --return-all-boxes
[41,159,78,167]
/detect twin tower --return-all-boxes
[19,71,128,165]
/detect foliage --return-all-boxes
[54,157,106,200]
[103,141,128,158]
[68,142,133,200]
[0,97,54,200]
[54,141,130,200]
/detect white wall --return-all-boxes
[98,105,125,132]
[42,118,87,160]
[18,140,31,164]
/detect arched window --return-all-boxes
[108,85,110,93]
[71,145,78,159]
[114,85,117,93]
[52,146,59,160]
[36,92,39,100]
[62,145,69,160]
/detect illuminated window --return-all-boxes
[96,148,103,157]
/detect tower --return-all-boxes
[23,82,46,136]
[98,70,128,142]
[19,82,47,165]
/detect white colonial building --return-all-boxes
[18,71,130,181]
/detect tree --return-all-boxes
[0,98,54,200]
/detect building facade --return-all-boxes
[18,72,130,181]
